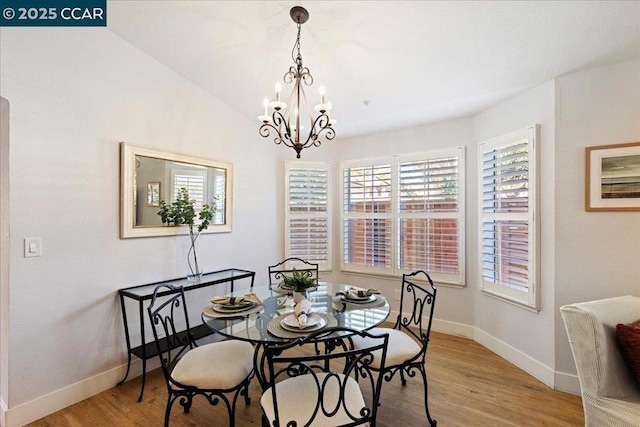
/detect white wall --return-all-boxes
[554,60,640,378]
[0,27,283,424]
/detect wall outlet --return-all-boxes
[394,289,401,301]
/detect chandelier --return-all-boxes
[258,6,336,159]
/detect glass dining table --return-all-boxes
[201,282,390,390]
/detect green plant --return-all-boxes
[282,268,317,292]
[158,187,216,277]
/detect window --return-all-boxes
[212,168,226,224]
[285,162,332,270]
[398,154,462,275]
[171,169,206,209]
[342,162,392,273]
[170,168,225,220]
[478,125,539,310]
[341,148,465,285]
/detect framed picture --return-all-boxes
[147,182,160,207]
[585,142,640,211]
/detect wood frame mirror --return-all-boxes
[120,143,233,238]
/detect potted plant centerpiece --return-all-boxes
[282,268,317,302]
[158,187,216,281]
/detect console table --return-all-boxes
[117,268,255,401]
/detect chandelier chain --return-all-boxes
[292,22,303,67]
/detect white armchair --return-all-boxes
[560,296,640,426]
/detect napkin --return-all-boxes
[294,298,312,328]
[335,286,381,299]
[211,292,261,306]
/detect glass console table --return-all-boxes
[117,268,255,401]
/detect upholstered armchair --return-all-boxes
[560,296,640,426]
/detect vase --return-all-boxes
[186,272,203,282]
[186,233,202,281]
[293,291,307,303]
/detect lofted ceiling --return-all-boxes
[107,1,640,138]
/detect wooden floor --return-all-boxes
[27,332,584,426]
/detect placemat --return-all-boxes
[267,312,337,339]
[202,302,264,319]
[331,294,387,310]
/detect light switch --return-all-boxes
[24,237,42,258]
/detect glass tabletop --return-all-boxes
[201,282,390,344]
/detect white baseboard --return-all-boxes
[432,318,475,339]
[387,311,474,340]
[554,371,581,396]
[392,311,561,390]
[2,358,155,427]
[474,327,555,388]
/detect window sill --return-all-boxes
[481,289,540,313]
[340,270,465,289]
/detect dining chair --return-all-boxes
[352,270,438,426]
[261,326,389,427]
[147,284,255,427]
[267,257,319,289]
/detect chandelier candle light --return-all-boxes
[258,6,336,158]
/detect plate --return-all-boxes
[282,313,323,329]
[212,301,256,313]
[218,300,253,309]
[280,314,327,332]
[344,294,377,303]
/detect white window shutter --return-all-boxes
[341,148,465,285]
[285,162,332,270]
[478,125,539,310]
[342,162,393,274]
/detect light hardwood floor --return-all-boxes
[27,332,584,426]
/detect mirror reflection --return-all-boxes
[134,155,226,227]
[120,143,233,239]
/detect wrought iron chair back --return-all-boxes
[394,270,437,364]
[370,269,438,426]
[147,284,253,427]
[262,327,389,427]
[147,285,194,380]
[267,257,319,289]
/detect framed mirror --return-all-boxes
[120,143,233,238]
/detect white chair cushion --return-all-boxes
[352,327,421,369]
[171,340,254,390]
[261,372,367,427]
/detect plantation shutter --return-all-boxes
[478,125,539,310]
[398,154,461,276]
[342,162,393,272]
[285,162,332,270]
[172,170,206,210]
[213,169,226,224]
[341,149,465,284]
